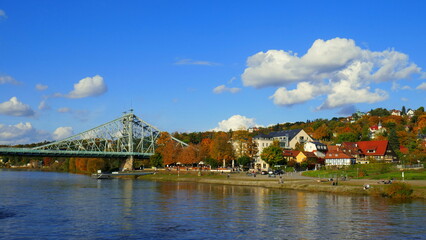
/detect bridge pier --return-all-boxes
[121,156,134,171]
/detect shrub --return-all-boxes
[382,182,413,199]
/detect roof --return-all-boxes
[325,151,355,159]
[354,140,389,156]
[298,151,317,158]
[283,150,299,157]
[254,129,303,140]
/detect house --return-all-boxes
[407,109,415,118]
[369,122,386,139]
[304,141,328,158]
[283,150,299,163]
[391,109,401,116]
[340,140,398,163]
[254,129,312,152]
[324,149,356,167]
[253,129,313,170]
[296,151,318,163]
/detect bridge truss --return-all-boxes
[0,112,187,158]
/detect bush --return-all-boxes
[382,182,413,199]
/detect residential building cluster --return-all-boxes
[252,129,399,171]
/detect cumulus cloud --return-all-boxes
[213,85,241,94]
[0,122,50,145]
[52,126,74,140]
[417,82,426,90]
[211,115,262,131]
[0,97,35,117]
[241,37,423,109]
[0,75,19,85]
[174,59,219,66]
[35,83,48,91]
[57,75,107,99]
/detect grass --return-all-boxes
[302,164,426,180]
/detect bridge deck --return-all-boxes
[0,147,152,158]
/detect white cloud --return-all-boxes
[52,127,74,140]
[38,99,50,110]
[35,84,48,91]
[416,82,426,90]
[211,115,262,131]
[57,107,71,113]
[242,37,423,109]
[0,75,19,85]
[174,59,219,66]
[58,75,107,98]
[0,97,35,117]
[0,122,50,145]
[213,85,241,94]
[271,82,328,106]
[0,9,6,18]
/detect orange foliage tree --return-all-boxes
[75,157,88,173]
[199,138,212,160]
[210,132,234,165]
[177,144,200,165]
[87,158,105,173]
[156,132,182,165]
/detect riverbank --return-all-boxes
[137,171,426,199]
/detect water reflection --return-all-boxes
[1,170,426,240]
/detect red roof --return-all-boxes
[370,125,380,131]
[283,150,299,157]
[302,151,317,158]
[325,151,354,159]
[355,140,389,156]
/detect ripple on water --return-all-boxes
[0,208,16,219]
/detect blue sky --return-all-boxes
[1,0,426,144]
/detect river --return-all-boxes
[1,169,426,240]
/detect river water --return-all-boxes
[1,169,426,240]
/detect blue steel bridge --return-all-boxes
[0,112,187,159]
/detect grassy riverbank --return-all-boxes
[135,170,426,199]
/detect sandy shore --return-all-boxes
[140,171,426,199]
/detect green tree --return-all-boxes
[237,156,251,167]
[335,132,359,143]
[205,157,219,168]
[388,127,400,152]
[150,152,163,168]
[370,108,390,117]
[260,145,285,166]
[402,106,406,115]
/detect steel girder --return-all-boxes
[33,112,187,156]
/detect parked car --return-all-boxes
[261,170,268,175]
[274,169,284,175]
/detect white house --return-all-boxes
[304,141,328,158]
[253,129,313,170]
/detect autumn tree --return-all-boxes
[313,124,330,141]
[244,136,258,161]
[210,132,234,166]
[199,138,212,160]
[156,132,182,165]
[232,130,249,158]
[260,145,285,166]
[87,158,105,173]
[176,144,200,165]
